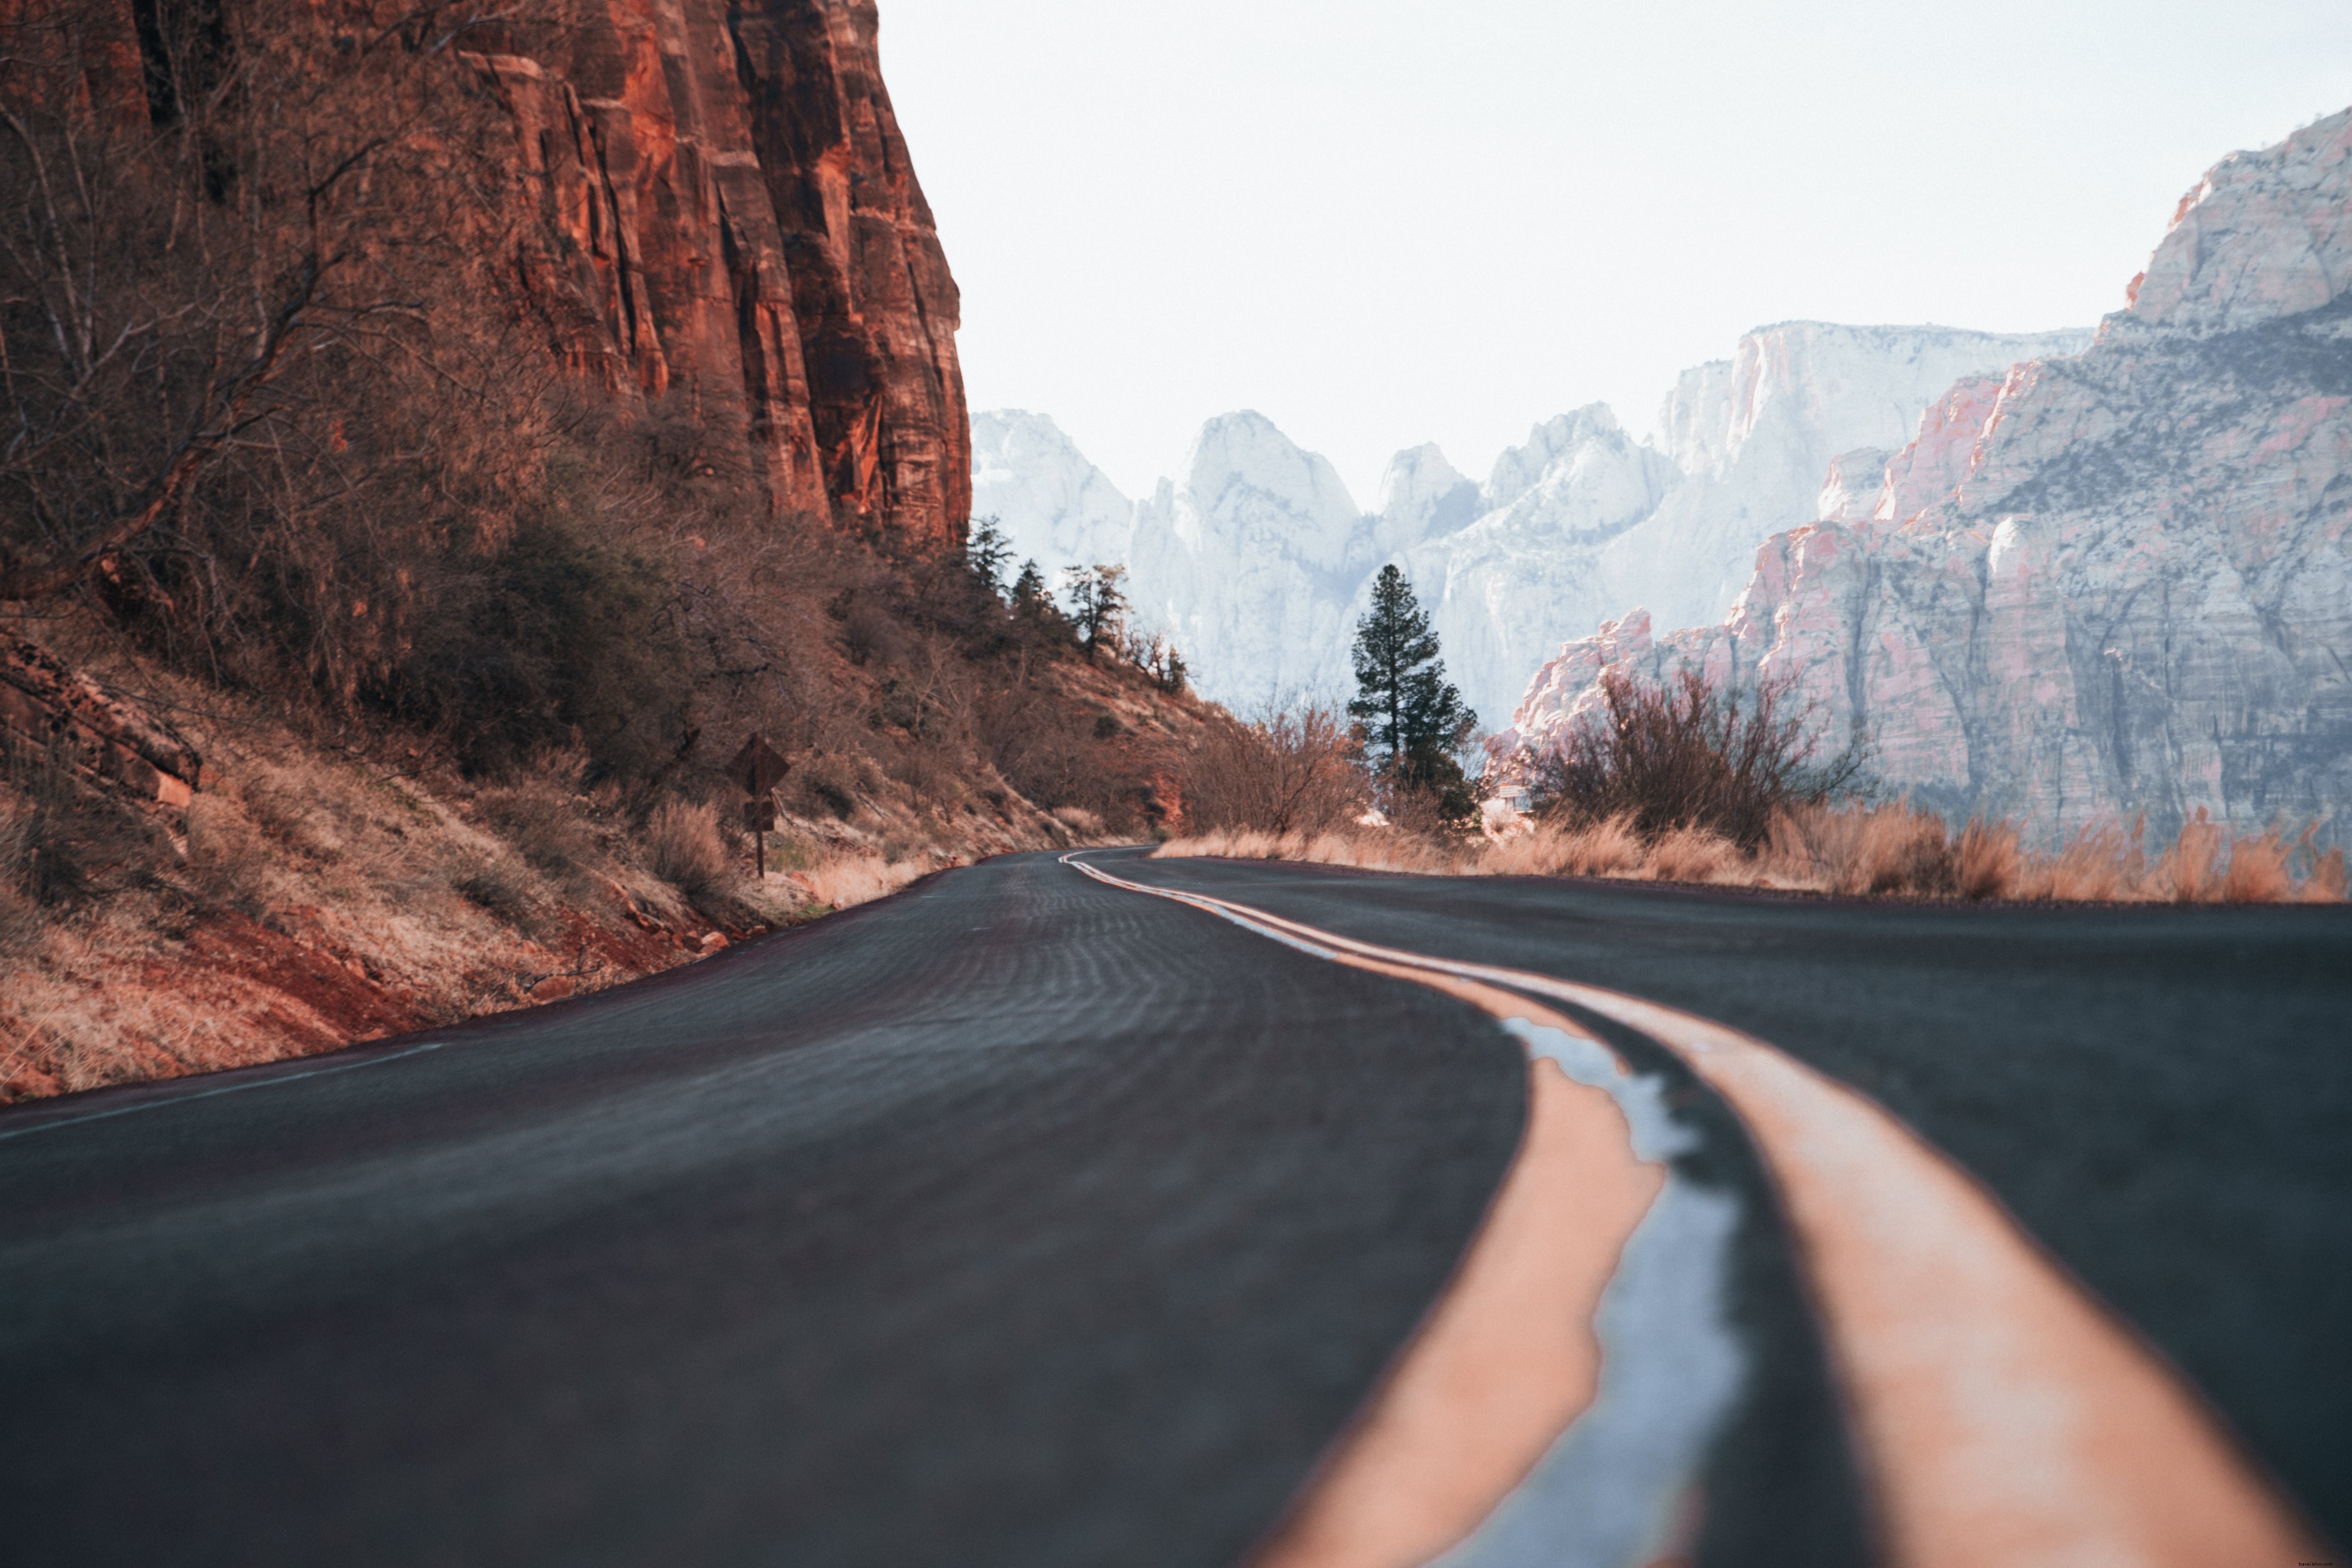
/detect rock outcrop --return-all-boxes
[469,0,967,547]
[971,411,1137,577]
[1496,108,2352,846]
[976,325,2087,716]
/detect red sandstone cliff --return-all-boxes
[469,0,967,548]
[25,0,967,549]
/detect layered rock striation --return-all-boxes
[472,0,967,546]
[1497,108,2352,845]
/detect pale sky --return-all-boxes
[880,0,2352,507]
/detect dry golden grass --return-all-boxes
[786,849,944,912]
[647,801,730,899]
[1156,801,2347,905]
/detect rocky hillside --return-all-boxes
[0,0,1210,1102]
[1496,108,2352,846]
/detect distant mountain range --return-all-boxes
[1501,107,2352,846]
[972,324,2087,721]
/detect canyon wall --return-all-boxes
[471,0,967,548]
[53,0,967,548]
[1496,108,2352,845]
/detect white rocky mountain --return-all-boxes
[1496,107,2352,845]
[972,317,2088,721]
[968,410,1134,577]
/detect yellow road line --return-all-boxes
[1068,852,2321,1567]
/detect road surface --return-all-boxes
[2,845,2344,1564]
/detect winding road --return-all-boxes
[1,846,2345,1566]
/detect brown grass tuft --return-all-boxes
[1161,798,2346,906]
[647,801,730,900]
[1953,820,2022,901]
[2153,809,2227,903]
[1646,823,1741,884]
[2219,830,2298,904]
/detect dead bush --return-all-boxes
[793,756,865,821]
[2303,846,2349,903]
[478,783,595,878]
[184,795,271,906]
[0,806,47,950]
[2219,830,2297,904]
[1953,820,2021,901]
[1484,815,1647,878]
[647,800,730,899]
[2153,810,2227,903]
[1764,801,1954,896]
[1530,668,1862,849]
[1647,823,1740,884]
[1183,702,1364,835]
[448,854,534,928]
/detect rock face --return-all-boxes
[973,323,2086,717]
[1593,323,2094,636]
[469,0,967,548]
[1125,412,1376,706]
[970,411,1136,579]
[1496,108,2352,846]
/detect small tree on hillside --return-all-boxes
[1348,564,1479,823]
[1010,559,1051,614]
[1062,563,1130,657]
[966,515,1014,597]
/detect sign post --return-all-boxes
[726,734,790,879]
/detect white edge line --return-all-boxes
[0,1039,453,1145]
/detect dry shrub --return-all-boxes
[797,850,932,912]
[447,854,534,928]
[647,801,730,899]
[2219,830,2297,904]
[1953,821,2022,901]
[1483,814,1647,878]
[2303,846,2349,903]
[1646,823,1741,884]
[1160,798,2346,904]
[1763,801,1955,896]
[1532,668,1859,849]
[2151,810,2227,903]
[0,805,44,952]
[478,782,595,878]
[1156,827,1464,875]
[1052,805,1105,838]
[185,795,271,905]
[1185,702,1363,836]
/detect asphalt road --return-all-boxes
[0,850,1533,1568]
[1112,848,2352,1549]
[5,845,2342,1564]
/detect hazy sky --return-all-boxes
[880,1,2352,506]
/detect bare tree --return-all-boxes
[1184,700,1363,835]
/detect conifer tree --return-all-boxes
[966,515,1013,596]
[1061,564,1130,657]
[1348,564,1479,819]
[1010,559,1049,614]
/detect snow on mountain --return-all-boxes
[1496,107,2352,846]
[968,410,1134,581]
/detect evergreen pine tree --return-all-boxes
[966,515,1013,596]
[1061,563,1130,657]
[1010,558,1048,614]
[1348,564,1479,819]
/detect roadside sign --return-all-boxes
[727,734,790,797]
